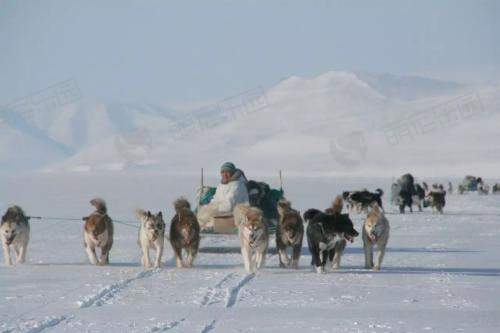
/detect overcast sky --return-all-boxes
[1,0,498,105]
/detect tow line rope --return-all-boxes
[28,216,140,229]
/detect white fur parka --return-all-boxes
[210,175,249,212]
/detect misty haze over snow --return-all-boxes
[1,1,499,176]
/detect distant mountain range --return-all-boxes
[1,71,498,177]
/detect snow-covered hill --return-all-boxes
[1,71,498,176]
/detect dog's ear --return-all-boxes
[157,211,163,218]
[147,211,152,217]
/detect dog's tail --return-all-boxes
[277,199,291,216]
[375,188,384,196]
[90,198,107,214]
[135,209,151,220]
[173,197,191,214]
[330,195,343,214]
[303,208,322,222]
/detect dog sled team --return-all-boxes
[0,165,492,274]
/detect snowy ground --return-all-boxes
[1,173,500,333]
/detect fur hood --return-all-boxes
[221,168,247,184]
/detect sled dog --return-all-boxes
[137,209,165,268]
[362,204,390,270]
[234,204,269,273]
[276,200,303,269]
[424,189,446,214]
[1,206,30,266]
[304,199,359,273]
[82,198,114,265]
[169,198,200,268]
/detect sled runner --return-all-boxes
[196,169,284,235]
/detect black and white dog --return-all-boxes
[394,173,416,213]
[412,183,426,212]
[304,205,358,273]
[342,189,383,213]
[246,180,279,225]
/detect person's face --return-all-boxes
[221,170,231,182]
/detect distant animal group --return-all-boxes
[390,174,446,214]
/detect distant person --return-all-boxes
[197,162,249,230]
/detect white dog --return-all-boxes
[1,206,30,266]
[234,204,268,273]
[136,209,165,268]
[362,204,390,270]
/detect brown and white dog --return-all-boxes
[169,198,200,268]
[136,209,165,268]
[362,203,390,271]
[424,187,446,214]
[276,199,303,269]
[82,198,114,265]
[1,206,30,266]
[234,204,269,273]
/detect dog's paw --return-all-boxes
[315,266,325,274]
[373,266,381,271]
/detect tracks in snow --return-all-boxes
[225,273,256,308]
[200,319,217,333]
[198,271,256,309]
[147,318,186,332]
[153,270,257,332]
[77,268,159,308]
[199,272,236,307]
[9,259,170,332]
[2,315,71,333]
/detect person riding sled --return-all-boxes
[197,162,249,231]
